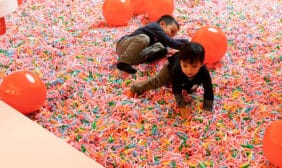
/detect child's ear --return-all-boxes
[159,21,166,27]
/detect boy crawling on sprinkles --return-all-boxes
[115,15,188,74]
[127,42,214,117]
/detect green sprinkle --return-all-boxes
[157,99,166,105]
[153,156,160,163]
[91,120,97,130]
[70,70,80,76]
[240,143,254,149]
[87,71,94,81]
[87,57,94,61]
[60,37,66,41]
[176,132,188,140]
[206,149,211,156]
[125,80,131,86]
[151,124,158,135]
[147,106,154,110]
[231,148,239,158]
[240,163,250,168]
[171,160,177,168]
[81,119,89,124]
[92,106,99,114]
[75,135,82,141]
[108,135,114,143]
[198,162,206,168]
[139,124,145,132]
[243,116,251,120]
[193,117,204,123]
[179,140,188,151]
[108,101,116,106]
[185,153,189,160]
[263,76,271,83]
[76,55,83,59]
[81,144,87,153]
[215,136,221,141]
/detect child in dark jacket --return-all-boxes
[127,42,214,117]
[116,15,188,74]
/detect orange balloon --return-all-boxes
[17,0,23,5]
[0,71,47,114]
[0,17,6,35]
[263,120,282,167]
[146,0,174,21]
[131,0,145,15]
[191,26,227,65]
[102,0,133,26]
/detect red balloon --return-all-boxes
[0,17,6,35]
[131,0,145,15]
[0,71,47,114]
[263,120,282,167]
[102,0,133,26]
[17,0,23,5]
[191,26,227,65]
[146,0,174,21]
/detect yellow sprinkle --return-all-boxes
[216,122,225,127]
[240,162,250,168]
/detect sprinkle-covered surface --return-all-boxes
[0,0,281,167]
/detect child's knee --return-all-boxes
[153,42,165,49]
[135,34,150,46]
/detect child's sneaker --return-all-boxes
[146,48,168,62]
[117,62,137,74]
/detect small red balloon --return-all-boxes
[146,0,174,21]
[191,26,227,65]
[0,71,47,114]
[102,0,133,26]
[131,0,145,15]
[17,0,23,5]
[263,120,282,167]
[0,17,6,35]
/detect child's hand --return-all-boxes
[179,107,191,119]
[203,99,213,111]
[125,89,137,98]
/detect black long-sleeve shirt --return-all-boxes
[168,54,214,107]
[123,22,185,50]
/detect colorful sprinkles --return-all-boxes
[0,0,281,167]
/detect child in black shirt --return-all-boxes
[127,42,214,116]
[116,15,188,74]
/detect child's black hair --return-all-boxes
[179,42,205,64]
[157,15,180,30]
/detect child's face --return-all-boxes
[160,21,179,37]
[180,60,203,78]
